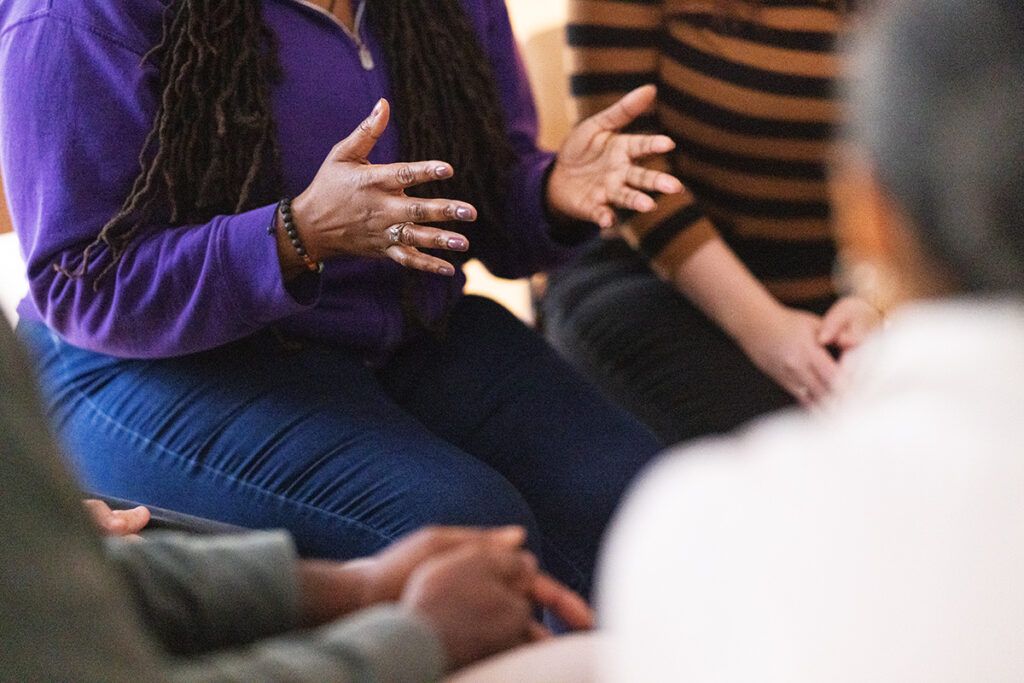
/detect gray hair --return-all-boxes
[846,0,1024,293]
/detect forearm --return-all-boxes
[104,531,303,655]
[166,606,446,683]
[29,206,317,358]
[672,237,783,344]
[296,559,377,628]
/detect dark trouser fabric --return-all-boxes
[18,296,661,598]
[541,240,833,447]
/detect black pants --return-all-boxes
[541,240,831,447]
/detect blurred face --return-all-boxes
[830,147,956,311]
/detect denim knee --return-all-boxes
[415,467,542,548]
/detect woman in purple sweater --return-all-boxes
[0,0,676,597]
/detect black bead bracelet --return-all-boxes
[274,197,323,274]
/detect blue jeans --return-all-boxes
[19,296,661,596]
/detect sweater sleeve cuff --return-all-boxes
[215,204,322,326]
[315,606,448,683]
[106,530,303,654]
[517,151,598,268]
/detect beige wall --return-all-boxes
[464,1,571,322]
[507,0,571,149]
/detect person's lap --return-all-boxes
[542,240,797,446]
[19,295,659,595]
[379,296,660,587]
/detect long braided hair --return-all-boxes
[63,0,515,286]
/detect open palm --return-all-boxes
[547,85,684,229]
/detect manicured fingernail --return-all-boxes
[456,207,474,221]
[371,99,384,118]
[439,265,455,276]
[448,238,468,250]
[435,165,452,178]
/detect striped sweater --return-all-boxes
[567,0,843,304]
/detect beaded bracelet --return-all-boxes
[274,197,324,274]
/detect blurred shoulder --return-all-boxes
[625,408,829,519]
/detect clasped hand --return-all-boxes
[742,297,884,406]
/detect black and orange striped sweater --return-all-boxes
[568,0,844,304]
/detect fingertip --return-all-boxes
[839,330,861,350]
[446,236,469,251]
[489,525,527,546]
[660,177,684,194]
[634,83,657,98]
[631,84,658,110]
[367,99,390,136]
[521,551,539,575]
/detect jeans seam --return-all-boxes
[44,334,396,545]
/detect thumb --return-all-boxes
[332,98,390,162]
[836,326,867,352]
[117,505,151,534]
[589,84,657,133]
[484,525,527,548]
[817,307,846,346]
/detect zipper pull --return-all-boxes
[359,45,375,71]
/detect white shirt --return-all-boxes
[599,299,1024,682]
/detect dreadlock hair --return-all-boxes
[367,2,515,262]
[63,0,515,287]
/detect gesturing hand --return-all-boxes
[547,84,684,229]
[283,98,476,278]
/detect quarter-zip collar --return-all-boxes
[284,0,375,70]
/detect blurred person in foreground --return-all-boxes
[1,322,592,682]
[600,0,1024,680]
